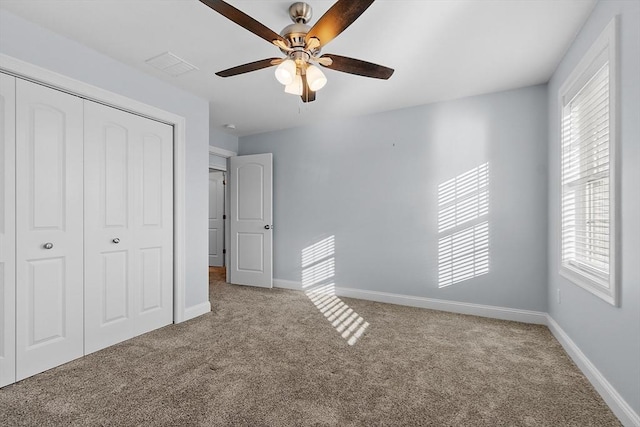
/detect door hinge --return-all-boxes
[223,180,226,185]
[223,214,227,219]
[223,249,226,254]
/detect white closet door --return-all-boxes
[0,73,16,387]
[84,101,173,354]
[15,79,84,381]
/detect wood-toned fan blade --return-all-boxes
[216,58,282,77]
[200,0,287,46]
[320,54,394,79]
[301,74,316,103]
[305,0,375,48]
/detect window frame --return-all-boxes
[557,17,619,306]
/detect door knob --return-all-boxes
[43,242,53,250]
[112,238,120,244]
[264,225,271,230]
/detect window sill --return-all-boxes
[559,265,618,306]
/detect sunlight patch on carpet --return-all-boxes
[302,236,369,346]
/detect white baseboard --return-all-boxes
[181,301,211,322]
[273,279,547,324]
[273,279,304,290]
[546,315,640,427]
[336,287,548,324]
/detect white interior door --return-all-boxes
[84,101,173,354]
[229,154,273,288]
[0,73,16,387]
[209,171,225,267]
[15,78,84,381]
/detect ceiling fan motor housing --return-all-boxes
[279,3,320,61]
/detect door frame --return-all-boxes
[0,54,196,323]
[209,146,237,277]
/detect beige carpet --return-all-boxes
[0,279,620,426]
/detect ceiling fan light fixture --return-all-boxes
[275,59,296,85]
[306,64,327,91]
[284,74,303,95]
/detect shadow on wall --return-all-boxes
[438,162,490,287]
[301,235,369,346]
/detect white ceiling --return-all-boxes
[0,0,596,136]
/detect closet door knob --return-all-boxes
[112,238,120,244]
[43,242,53,250]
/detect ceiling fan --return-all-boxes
[200,0,394,103]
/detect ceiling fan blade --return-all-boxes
[216,58,283,77]
[319,54,394,79]
[200,0,288,48]
[305,0,375,48]
[301,74,316,103]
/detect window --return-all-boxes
[559,18,618,305]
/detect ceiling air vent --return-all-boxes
[145,52,198,77]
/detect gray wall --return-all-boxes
[210,126,238,153]
[547,0,640,415]
[0,10,210,309]
[240,85,548,312]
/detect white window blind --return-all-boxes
[559,17,617,305]
[561,62,610,284]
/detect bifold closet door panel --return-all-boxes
[83,101,135,353]
[15,79,84,381]
[84,101,173,355]
[0,74,16,388]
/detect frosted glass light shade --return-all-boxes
[275,59,296,85]
[306,65,327,91]
[284,74,303,95]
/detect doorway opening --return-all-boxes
[208,145,236,286]
[209,168,226,283]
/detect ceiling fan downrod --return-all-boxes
[288,2,313,24]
